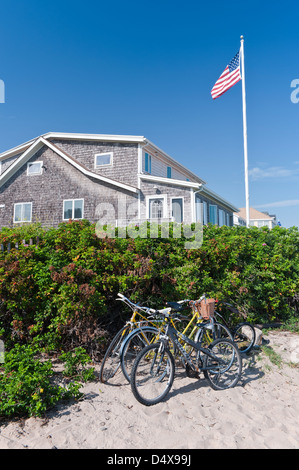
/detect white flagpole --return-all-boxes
[240,35,250,228]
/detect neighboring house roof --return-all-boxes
[238,207,274,220]
[0,137,139,194]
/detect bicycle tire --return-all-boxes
[195,321,233,347]
[233,322,256,353]
[120,326,160,382]
[99,324,131,383]
[131,343,175,406]
[203,338,242,391]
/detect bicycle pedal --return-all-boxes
[185,364,200,379]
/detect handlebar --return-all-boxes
[117,292,208,317]
[117,293,158,316]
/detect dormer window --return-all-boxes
[94,152,113,168]
[27,161,43,175]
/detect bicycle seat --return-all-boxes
[166,301,184,312]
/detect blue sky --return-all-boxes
[0,0,299,228]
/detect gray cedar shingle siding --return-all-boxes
[51,140,139,187]
[0,134,238,229]
[139,180,193,224]
[0,145,138,228]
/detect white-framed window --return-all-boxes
[146,194,167,219]
[27,161,43,175]
[94,152,113,168]
[195,196,203,223]
[14,202,32,223]
[171,197,183,223]
[63,199,84,220]
[167,166,172,178]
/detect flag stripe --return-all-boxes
[211,69,241,96]
[212,67,239,89]
[211,51,241,99]
[212,77,241,99]
[211,68,241,97]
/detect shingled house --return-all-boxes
[0,132,238,228]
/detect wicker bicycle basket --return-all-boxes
[196,298,215,320]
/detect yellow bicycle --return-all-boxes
[99,293,233,384]
[99,293,168,383]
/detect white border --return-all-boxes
[27,161,43,176]
[145,194,167,219]
[94,152,113,169]
[170,196,184,223]
[63,198,84,221]
[13,202,32,223]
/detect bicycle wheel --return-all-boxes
[233,322,255,353]
[120,326,160,382]
[131,343,175,406]
[99,325,131,384]
[195,321,233,348]
[203,338,242,390]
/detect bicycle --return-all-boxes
[120,294,233,382]
[99,293,163,384]
[130,309,242,406]
[214,301,256,353]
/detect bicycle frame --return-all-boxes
[117,293,204,352]
[159,321,226,372]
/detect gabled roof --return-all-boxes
[0,132,204,186]
[238,207,275,220]
[0,137,138,194]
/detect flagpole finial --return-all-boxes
[240,35,244,41]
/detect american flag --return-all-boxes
[211,51,241,99]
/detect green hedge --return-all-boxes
[0,220,298,354]
[0,220,298,418]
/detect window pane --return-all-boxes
[96,154,111,166]
[195,197,203,223]
[145,153,149,172]
[203,202,208,225]
[172,199,183,223]
[23,203,32,222]
[14,204,22,222]
[209,205,218,225]
[149,198,163,218]
[28,162,42,174]
[64,201,73,219]
[219,209,224,226]
[74,200,83,219]
[167,167,172,178]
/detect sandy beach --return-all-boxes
[0,329,298,450]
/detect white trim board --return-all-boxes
[0,137,138,194]
[140,173,202,189]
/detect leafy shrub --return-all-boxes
[0,344,83,418]
[59,347,96,382]
[0,220,298,418]
[0,220,298,355]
